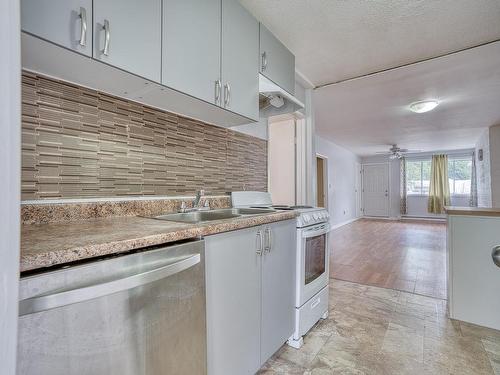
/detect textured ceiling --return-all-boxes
[314,41,500,156]
[241,0,500,86]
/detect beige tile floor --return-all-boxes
[259,279,500,375]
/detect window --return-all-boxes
[406,156,472,196]
[448,158,472,195]
[406,160,431,195]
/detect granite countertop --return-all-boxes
[20,210,297,272]
[444,206,500,217]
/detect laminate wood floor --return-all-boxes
[330,219,447,299]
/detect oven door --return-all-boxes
[296,223,330,307]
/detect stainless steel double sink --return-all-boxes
[153,208,275,224]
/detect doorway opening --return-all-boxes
[316,155,328,208]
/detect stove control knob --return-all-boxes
[303,215,310,223]
[313,213,319,220]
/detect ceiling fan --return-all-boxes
[375,144,421,159]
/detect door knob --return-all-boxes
[492,246,500,268]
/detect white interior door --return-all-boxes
[362,163,389,217]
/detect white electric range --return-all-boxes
[232,192,330,348]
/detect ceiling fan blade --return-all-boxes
[401,149,422,153]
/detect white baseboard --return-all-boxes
[401,215,446,222]
[330,217,360,231]
[362,215,446,223]
[362,216,395,220]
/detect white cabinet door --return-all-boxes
[93,0,161,82]
[449,216,500,330]
[162,0,221,105]
[259,24,295,95]
[261,220,296,362]
[21,0,92,56]
[205,227,263,375]
[221,0,259,121]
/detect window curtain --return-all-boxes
[428,154,451,214]
[400,157,407,215]
[470,151,478,207]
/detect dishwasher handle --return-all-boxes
[19,253,200,316]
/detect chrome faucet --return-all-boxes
[178,190,209,213]
[193,189,205,208]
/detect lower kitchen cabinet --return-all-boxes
[204,219,296,375]
[260,220,296,361]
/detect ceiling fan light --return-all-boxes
[409,100,439,113]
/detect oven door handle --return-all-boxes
[302,224,330,238]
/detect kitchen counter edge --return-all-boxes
[444,206,500,217]
[20,211,298,273]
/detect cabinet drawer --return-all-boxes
[296,285,328,338]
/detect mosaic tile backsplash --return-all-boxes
[21,72,267,200]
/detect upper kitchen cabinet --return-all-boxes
[21,0,93,57]
[259,24,295,95]
[221,0,259,121]
[162,0,222,105]
[21,0,259,126]
[163,0,259,121]
[93,0,161,82]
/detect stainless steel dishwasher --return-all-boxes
[17,240,206,375]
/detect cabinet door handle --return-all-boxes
[102,19,110,56]
[256,230,263,256]
[224,83,231,107]
[264,227,272,253]
[261,52,267,72]
[493,245,500,268]
[214,79,221,105]
[79,7,87,47]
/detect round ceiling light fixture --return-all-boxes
[409,100,439,113]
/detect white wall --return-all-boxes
[0,0,21,372]
[361,155,401,218]
[406,195,470,218]
[316,136,361,227]
[268,119,296,205]
[476,128,492,207]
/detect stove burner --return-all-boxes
[290,205,313,209]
